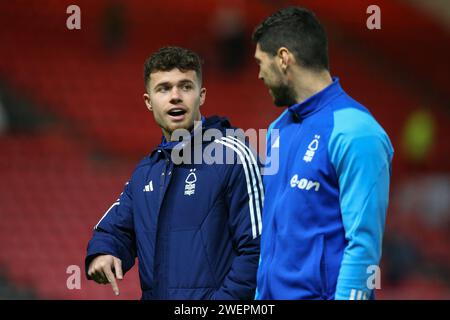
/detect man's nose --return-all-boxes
[170,87,182,103]
[258,71,264,81]
[171,86,180,97]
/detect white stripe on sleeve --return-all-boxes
[222,136,263,235]
[349,289,356,300]
[94,202,119,230]
[357,290,363,300]
[215,139,259,239]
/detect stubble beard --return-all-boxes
[271,84,297,107]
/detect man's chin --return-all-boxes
[167,120,197,137]
[170,123,190,133]
[269,87,296,107]
[273,99,285,107]
[273,97,291,107]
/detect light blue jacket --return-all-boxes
[256,78,394,300]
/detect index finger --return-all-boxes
[113,257,123,280]
[103,266,120,296]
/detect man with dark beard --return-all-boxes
[252,7,394,300]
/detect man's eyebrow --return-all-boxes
[153,81,172,89]
[154,79,194,87]
[178,79,195,85]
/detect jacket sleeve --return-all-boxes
[212,138,263,300]
[85,179,136,279]
[329,111,394,300]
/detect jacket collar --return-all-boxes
[149,115,232,160]
[288,77,343,120]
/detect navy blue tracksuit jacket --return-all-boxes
[85,116,262,299]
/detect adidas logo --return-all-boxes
[143,181,154,192]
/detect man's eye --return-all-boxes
[158,87,169,92]
[182,85,192,91]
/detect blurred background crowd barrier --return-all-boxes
[0,0,448,299]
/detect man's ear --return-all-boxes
[277,47,291,73]
[143,93,153,112]
[199,88,206,106]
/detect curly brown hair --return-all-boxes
[144,46,203,89]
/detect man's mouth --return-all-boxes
[167,108,187,121]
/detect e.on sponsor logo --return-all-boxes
[290,174,320,192]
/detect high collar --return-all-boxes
[150,115,233,159]
[288,77,343,120]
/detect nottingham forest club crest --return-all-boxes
[184,168,197,196]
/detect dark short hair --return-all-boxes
[144,46,203,88]
[252,7,329,71]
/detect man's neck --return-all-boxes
[292,69,333,104]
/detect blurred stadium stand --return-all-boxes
[0,0,448,299]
